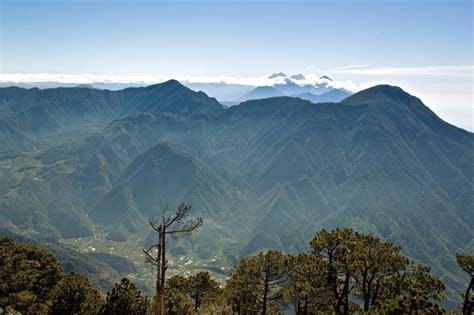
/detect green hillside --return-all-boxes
[0,81,472,305]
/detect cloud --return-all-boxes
[0,72,361,92]
[4,68,469,94]
[1,71,471,130]
[330,65,474,76]
[335,64,370,70]
[306,65,315,70]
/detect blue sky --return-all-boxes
[1,0,473,129]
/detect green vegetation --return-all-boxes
[48,272,102,314]
[456,254,474,314]
[0,237,149,314]
[101,278,149,315]
[2,228,464,314]
[0,237,63,314]
[0,81,472,306]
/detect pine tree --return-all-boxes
[282,253,332,314]
[101,278,149,315]
[0,237,63,314]
[309,228,359,315]
[352,233,408,311]
[372,263,445,313]
[165,275,193,315]
[231,250,289,315]
[225,267,259,314]
[456,254,473,315]
[143,203,202,315]
[188,271,219,312]
[47,272,103,314]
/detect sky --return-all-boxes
[0,0,473,130]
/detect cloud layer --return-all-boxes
[330,65,473,76]
[0,72,386,93]
[0,68,471,130]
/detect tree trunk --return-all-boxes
[341,272,350,315]
[296,300,301,315]
[155,231,162,315]
[362,272,369,312]
[363,275,373,312]
[303,297,308,315]
[262,271,269,315]
[366,280,373,311]
[194,290,199,312]
[329,265,342,315]
[371,279,380,308]
[462,277,473,315]
[159,230,166,315]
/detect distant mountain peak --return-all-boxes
[136,79,223,115]
[143,79,187,91]
[290,74,305,80]
[319,75,333,81]
[268,72,287,79]
[236,86,285,102]
[159,79,184,88]
[342,84,417,106]
[74,84,94,89]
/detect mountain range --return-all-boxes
[1,72,352,104]
[0,80,472,305]
[187,72,352,103]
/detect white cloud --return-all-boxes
[335,64,370,70]
[0,72,362,92]
[330,65,474,76]
[0,73,161,85]
[0,71,471,130]
[0,71,409,94]
[306,65,315,70]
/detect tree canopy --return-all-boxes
[0,228,454,314]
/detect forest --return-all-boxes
[1,82,472,307]
[1,203,473,314]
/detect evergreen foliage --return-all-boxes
[188,272,220,311]
[47,272,102,315]
[101,278,149,315]
[0,229,457,314]
[0,237,63,313]
[228,250,290,314]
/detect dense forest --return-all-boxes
[1,82,472,306]
[1,224,473,314]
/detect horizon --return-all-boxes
[0,70,473,131]
[1,0,473,130]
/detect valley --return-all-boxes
[0,81,472,306]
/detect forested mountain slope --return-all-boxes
[0,81,472,302]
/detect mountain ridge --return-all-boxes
[0,81,472,304]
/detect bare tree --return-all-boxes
[143,203,203,315]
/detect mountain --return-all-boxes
[236,86,285,101]
[183,82,253,102]
[268,72,287,79]
[273,79,308,95]
[89,142,234,230]
[290,74,305,80]
[295,89,352,103]
[2,72,343,103]
[0,115,39,155]
[319,75,333,81]
[0,81,472,305]
[184,72,340,101]
[234,74,341,103]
